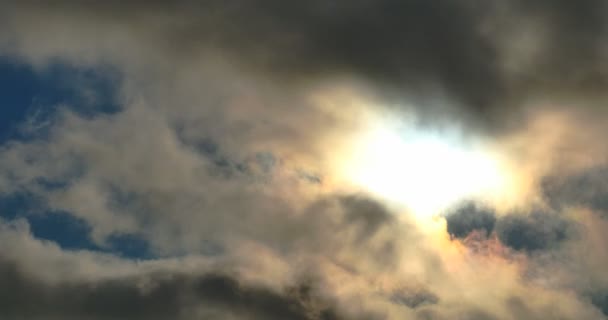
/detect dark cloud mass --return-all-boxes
[495,211,573,252]
[446,203,575,252]
[445,202,496,238]
[0,258,352,320]
[3,0,608,131]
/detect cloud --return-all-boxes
[0,218,388,319]
[542,166,608,215]
[2,1,608,319]
[495,211,573,252]
[0,256,354,320]
[444,202,496,238]
[3,0,608,133]
[591,291,608,317]
[389,287,439,309]
[445,201,575,252]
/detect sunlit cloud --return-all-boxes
[343,115,510,216]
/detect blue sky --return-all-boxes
[0,58,150,259]
[0,59,122,141]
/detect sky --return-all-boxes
[1,1,608,319]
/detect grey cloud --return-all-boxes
[390,287,439,309]
[591,291,608,316]
[281,194,406,271]
[0,257,364,320]
[542,166,608,216]
[445,200,576,252]
[3,1,608,133]
[414,308,499,320]
[495,211,573,252]
[444,202,496,239]
[340,196,395,242]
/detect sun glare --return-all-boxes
[346,123,508,217]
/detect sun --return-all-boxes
[344,122,508,217]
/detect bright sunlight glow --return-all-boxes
[347,123,508,217]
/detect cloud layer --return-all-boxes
[2,1,608,319]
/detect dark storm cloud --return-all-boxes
[4,0,608,131]
[495,211,573,252]
[0,257,362,320]
[444,202,496,239]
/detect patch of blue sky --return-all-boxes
[0,57,122,144]
[0,57,149,258]
[0,193,152,259]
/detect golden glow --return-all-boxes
[346,122,509,217]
